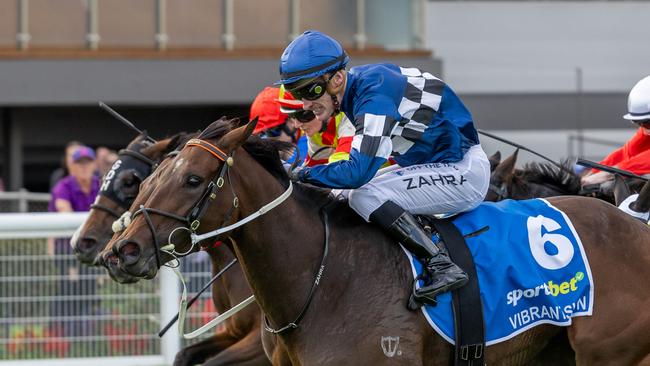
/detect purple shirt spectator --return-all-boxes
[48,175,100,212]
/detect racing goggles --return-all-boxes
[288,77,330,101]
[264,123,297,139]
[289,109,316,123]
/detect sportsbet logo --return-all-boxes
[507,272,585,306]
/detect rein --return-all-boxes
[263,202,332,334]
[478,129,575,175]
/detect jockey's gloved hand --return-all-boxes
[287,165,309,182]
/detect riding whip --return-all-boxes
[478,129,567,171]
[576,158,649,182]
[98,101,158,143]
[158,258,238,337]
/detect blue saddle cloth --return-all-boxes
[404,198,594,346]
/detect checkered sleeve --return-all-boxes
[299,108,395,188]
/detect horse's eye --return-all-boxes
[115,171,140,190]
[122,176,136,188]
[186,175,203,188]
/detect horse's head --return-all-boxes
[103,117,255,280]
[488,151,501,172]
[72,133,187,266]
[100,152,184,283]
[485,149,518,201]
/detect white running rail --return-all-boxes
[0,212,215,366]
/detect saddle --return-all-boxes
[415,215,486,366]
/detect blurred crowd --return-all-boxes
[48,143,118,214]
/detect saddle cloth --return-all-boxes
[403,198,594,346]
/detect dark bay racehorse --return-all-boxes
[103,118,650,365]
[486,150,583,202]
[486,150,649,207]
[72,130,272,366]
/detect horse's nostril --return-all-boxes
[118,240,141,265]
[106,253,119,266]
[77,237,97,253]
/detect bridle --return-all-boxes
[126,138,238,268]
[91,145,159,219]
[488,181,510,201]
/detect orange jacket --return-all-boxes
[597,128,650,175]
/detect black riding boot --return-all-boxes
[370,201,468,307]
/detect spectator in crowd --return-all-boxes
[95,146,119,178]
[49,145,100,213]
[47,145,100,340]
[49,141,83,190]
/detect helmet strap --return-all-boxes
[319,119,328,133]
[324,70,344,117]
[331,94,340,117]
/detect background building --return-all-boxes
[0,0,647,191]
[427,1,650,165]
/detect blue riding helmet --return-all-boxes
[277,30,350,86]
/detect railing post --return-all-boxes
[155,0,168,51]
[160,266,181,364]
[16,0,30,50]
[222,0,235,50]
[86,0,100,50]
[288,0,300,41]
[354,0,366,50]
[411,0,426,49]
[18,188,28,213]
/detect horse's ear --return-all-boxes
[631,179,650,212]
[489,151,502,172]
[219,117,258,151]
[493,149,518,181]
[613,175,632,207]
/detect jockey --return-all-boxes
[277,30,491,306]
[276,87,354,167]
[250,86,307,163]
[582,75,650,186]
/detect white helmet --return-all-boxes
[623,75,650,121]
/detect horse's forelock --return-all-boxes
[198,117,239,140]
[125,134,152,151]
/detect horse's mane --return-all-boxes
[197,116,338,209]
[241,135,292,184]
[516,160,581,194]
[239,134,337,208]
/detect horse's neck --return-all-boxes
[228,165,329,330]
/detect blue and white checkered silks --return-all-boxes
[403,198,594,345]
[301,64,479,189]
